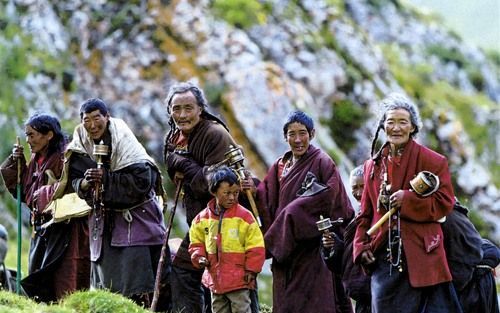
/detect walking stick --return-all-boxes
[15,136,22,294]
[150,181,183,311]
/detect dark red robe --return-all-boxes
[1,150,90,302]
[257,145,354,313]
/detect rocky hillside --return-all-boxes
[0,0,499,241]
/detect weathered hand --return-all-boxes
[11,144,24,160]
[322,231,336,249]
[240,174,256,195]
[174,171,184,186]
[84,168,104,184]
[390,190,404,209]
[360,249,376,265]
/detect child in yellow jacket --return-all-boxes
[189,166,265,313]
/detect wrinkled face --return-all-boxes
[286,122,314,159]
[82,109,109,140]
[350,175,364,202]
[214,182,240,210]
[25,125,52,156]
[170,91,202,135]
[384,108,415,148]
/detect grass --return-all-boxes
[0,288,273,312]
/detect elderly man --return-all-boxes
[163,81,250,313]
[61,98,168,309]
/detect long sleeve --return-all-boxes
[188,214,207,270]
[244,219,265,274]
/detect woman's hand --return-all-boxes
[11,144,24,160]
[360,249,376,265]
[390,190,405,209]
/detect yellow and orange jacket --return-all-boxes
[188,198,265,294]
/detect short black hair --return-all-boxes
[208,166,240,194]
[80,98,109,119]
[283,110,314,138]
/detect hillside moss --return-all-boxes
[327,99,369,152]
[211,0,271,29]
[382,43,499,187]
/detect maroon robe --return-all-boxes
[0,150,90,301]
[353,139,455,287]
[257,145,354,313]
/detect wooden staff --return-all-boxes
[15,136,22,294]
[366,207,397,236]
[151,181,183,311]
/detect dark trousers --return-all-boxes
[171,265,207,313]
[371,257,463,313]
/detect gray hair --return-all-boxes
[377,93,422,136]
[164,81,208,115]
[371,93,422,157]
[350,165,364,180]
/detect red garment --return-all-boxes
[257,145,354,313]
[0,150,90,301]
[189,199,265,294]
[353,139,455,287]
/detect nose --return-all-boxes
[178,109,188,118]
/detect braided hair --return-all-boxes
[370,93,422,159]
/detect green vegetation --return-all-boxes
[0,288,274,312]
[382,43,498,178]
[327,99,369,152]
[426,44,467,67]
[211,0,272,29]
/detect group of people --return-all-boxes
[0,82,498,313]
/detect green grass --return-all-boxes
[0,288,274,312]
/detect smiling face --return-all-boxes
[25,125,53,156]
[170,91,203,135]
[384,108,415,150]
[82,109,109,140]
[350,174,364,202]
[285,122,314,159]
[214,182,240,210]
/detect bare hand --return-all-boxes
[322,231,336,249]
[360,250,376,265]
[84,168,104,185]
[244,271,256,284]
[390,190,404,209]
[240,172,256,195]
[174,171,184,186]
[198,256,209,267]
[11,144,24,160]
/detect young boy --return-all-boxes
[189,166,265,313]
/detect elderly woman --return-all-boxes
[352,93,463,312]
[0,113,90,301]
